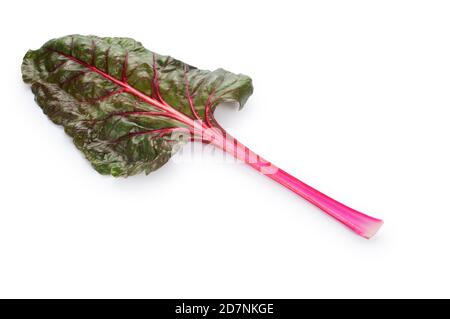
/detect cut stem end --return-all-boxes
[356,218,384,239]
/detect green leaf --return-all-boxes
[22,35,253,176]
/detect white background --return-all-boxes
[1,0,449,298]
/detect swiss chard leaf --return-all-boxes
[22,35,253,176]
[22,34,384,238]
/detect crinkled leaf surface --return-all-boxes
[22,35,253,176]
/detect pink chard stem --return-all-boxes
[208,132,384,239]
